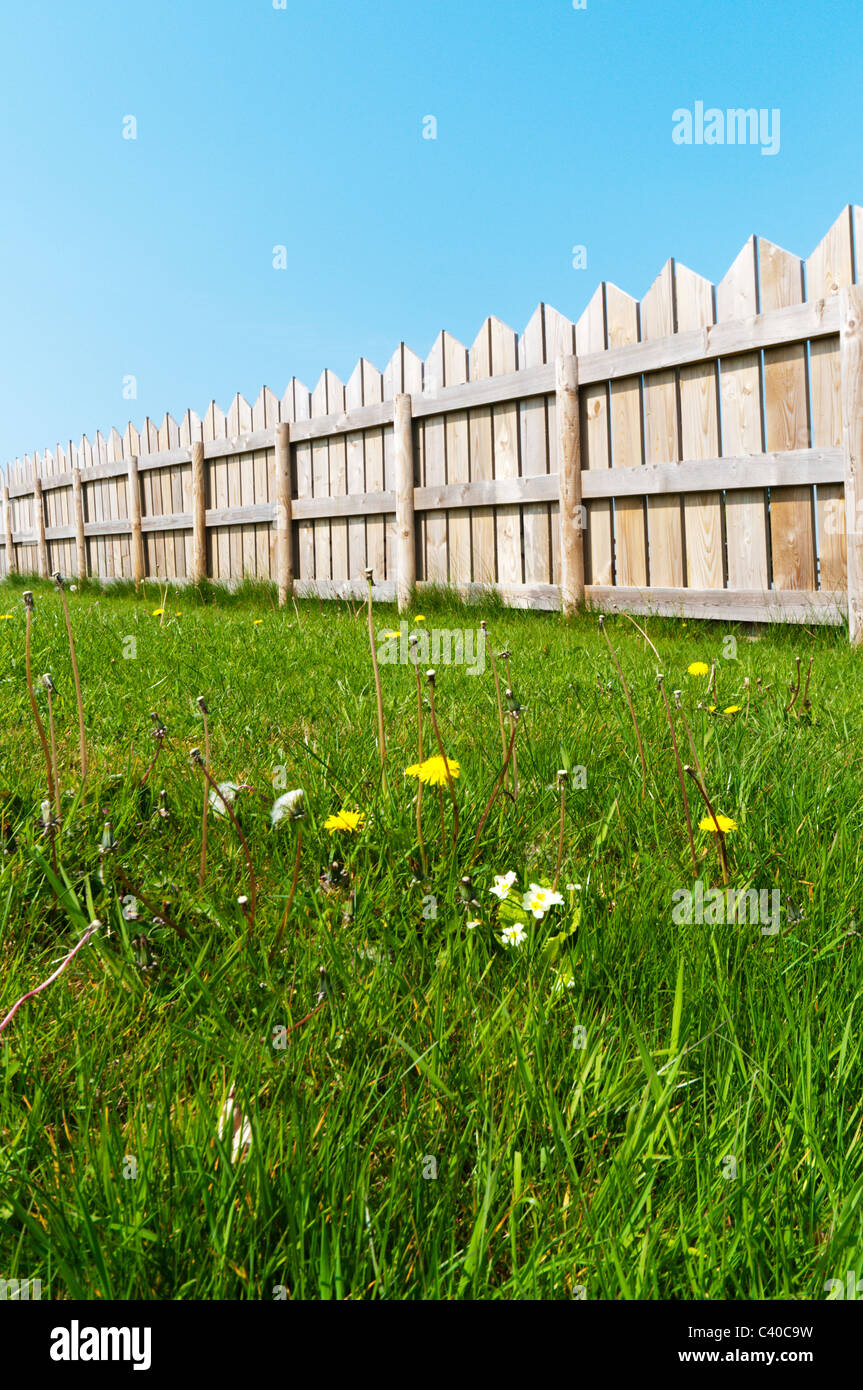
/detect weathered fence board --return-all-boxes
[607,283,647,586]
[807,208,853,592]
[641,261,682,588]
[677,262,723,590]
[717,237,768,592]
[577,286,612,587]
[760,238,816,590]
[468,323,496,586]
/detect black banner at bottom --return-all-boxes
[2,1296,856,1377]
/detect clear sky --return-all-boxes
[1,0,860,470]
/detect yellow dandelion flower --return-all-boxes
[0,614,12,620]
[404,756,460,787]
[152,608,165,616]
[324,809,365,834]
[723,705,742,714]
[688,661,709,676]
[381,629,400,639]
[699,814,737,833]
[253,619,263,625]
[414,614,426,623]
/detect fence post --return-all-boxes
[2,485,15,576]
[191,442,207,583]
[393,393,415,612]
[72,468,87,581]
[127,455,145,587]
[275,422,293,605]
[556,352,585,616]
[34,475,49,579]
[841,286,863,645]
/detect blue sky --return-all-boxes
[1,0,860,466]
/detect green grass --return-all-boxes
[0,573,861,1300]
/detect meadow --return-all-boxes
[0,573,861,1300]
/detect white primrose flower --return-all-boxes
[500,922,527,948]
[522,884,565,919]
[490,871,518,900]
[271,788,305,825]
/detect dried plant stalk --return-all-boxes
[411,645,428,875]
[426,671,459,852]
[553,770,567,892]
[23,595,56,812]
[658,675,697,876]
[365,569,387,791]
[197,697,210,886]
[469,715,518,867]
[684,766,729,885]
[191,750,257,931]
[53,574,88,782]
[599,616,647,797]
[270,828,303,963]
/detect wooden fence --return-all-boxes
[4,205,863,640]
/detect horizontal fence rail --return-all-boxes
[3,205,863,638]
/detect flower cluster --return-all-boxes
[522,883,565,919]
[489,870,565,948]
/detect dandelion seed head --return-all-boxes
[208,781,241,815]
[271,789,305,824]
